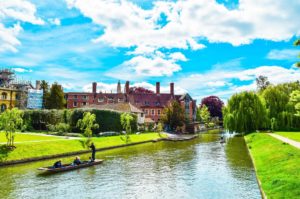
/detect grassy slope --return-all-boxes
[276,132,300,142]
[0,132,64,143]
[245,133,300,199]
[0,133,164,162]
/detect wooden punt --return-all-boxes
[38,159,103,173]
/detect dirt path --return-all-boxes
[268,133,300,149]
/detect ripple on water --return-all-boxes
[0,134,261,199]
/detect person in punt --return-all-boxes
[73,156,82,166]
[53,160,62,168]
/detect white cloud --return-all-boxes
[0,0,44,52]
[169,52,187,61]
[177,65,300,102]
[13,67,32,73]
[267,49,299,60]
[67,0,300,49]
[105,53,183,79]
[66,0,300,79]
[48,18,61,26]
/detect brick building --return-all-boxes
[65,81,197,124]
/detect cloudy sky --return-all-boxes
[0,0,300,103]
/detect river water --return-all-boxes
[0,133,261,199]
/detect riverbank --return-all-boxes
[0,133,165,166]
[245,133,300,198]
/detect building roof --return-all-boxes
[81,102,143,113]
[128,93,182,108]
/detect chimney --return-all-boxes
[92,82,97,93]
[170,82,174,96]
[156,82,160,94]
[125,81,130,94]
[36,80,41,90]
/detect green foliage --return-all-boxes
[120,113,134,143]
[198,105,211,125]
[22,109,137,133]
[223,91,267,134]
[161,100,185,131]
[156,122,163,137]
[294,39,300,68]
[45,82,65,109]
[77,112,99,138]
[262,82,300,130]
[290,90,300,116]
[0,108,23,148]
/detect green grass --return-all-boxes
[0,132,64,143]
[245,133,300,198]
[0,133,165,162]
[276,132,300,142]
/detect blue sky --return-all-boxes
[0,0,300,103]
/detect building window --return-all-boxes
[152,109,155,115]
[141,113,144,117]
[74,95,78,99]
[83,95,88,100]
[1,92,7,100]
[157,110,161,115]
[73,102,77,107]
[145,109,148,115]
[82,102,87,106]
[98,98,104,102]
[144,101,150,106]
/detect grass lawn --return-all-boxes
[245,133,300,198]
[0,132,64,143]
[0,132,164,162]
[275,132,300,142]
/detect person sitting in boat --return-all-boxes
[53,160,62,168]
[73,156,82,165]
[88,157,93,163]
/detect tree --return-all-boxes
[161,100,185,131]
[120,113,134,143]
[290,90,300,116]
[156,122,163,137]
[256,75,270,91]
[223,91,267,134]
[46,82,65,109]
[294,39,300,68]
[77,112,99,147]
[40,80,49,108]
[262,82,300,130]
[129,87,154,94]
[200,96,224,119]
[0,108,23,148]
[198,105,211,126]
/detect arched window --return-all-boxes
[1,92,7,100]
[1,104,7,112]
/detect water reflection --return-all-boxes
[0,133,261,199]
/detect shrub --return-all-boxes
[23,109,137,133]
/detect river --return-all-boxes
[0,133,261,199]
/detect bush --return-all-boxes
[23,109,137,134]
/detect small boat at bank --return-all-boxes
[38,159,103,173]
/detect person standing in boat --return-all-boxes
[90,142,96,161]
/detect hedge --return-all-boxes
[23,109,137,133]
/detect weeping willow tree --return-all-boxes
[294,39,300,68]
[262,82,300,131]
[223,91,267,134]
